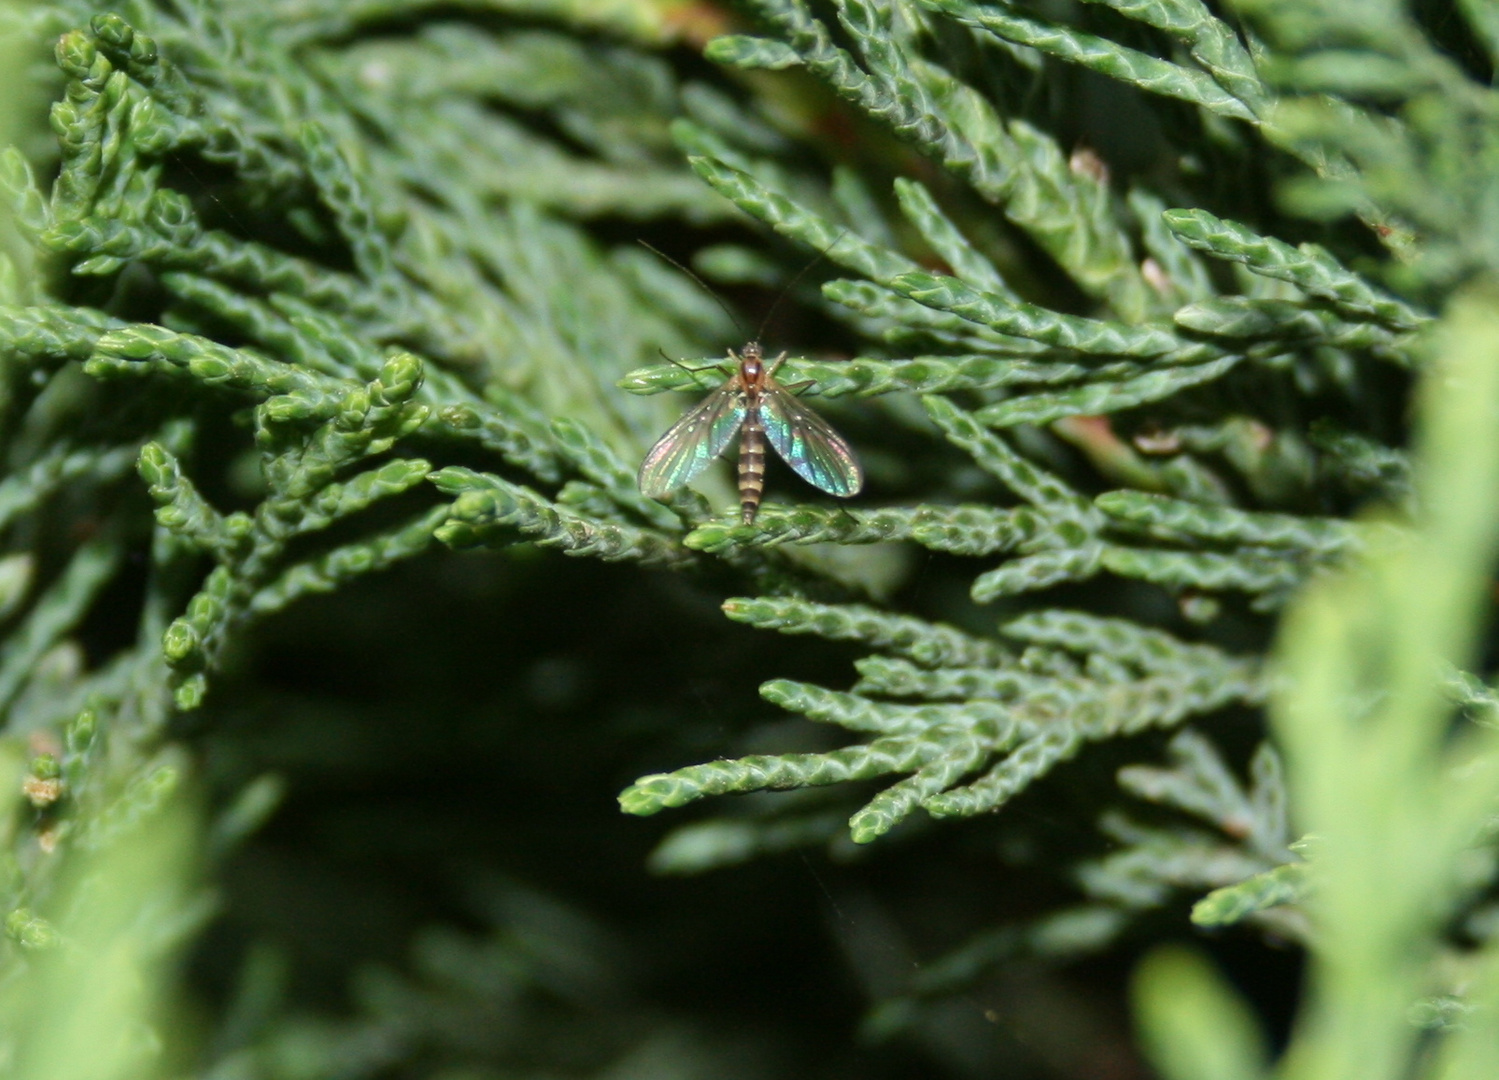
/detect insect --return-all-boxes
[637,341,863,524]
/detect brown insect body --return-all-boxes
[736,342,771,525]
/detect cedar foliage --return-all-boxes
[1,1,1497,1078]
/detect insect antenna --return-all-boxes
[638,232,849,347]
[637,239,749,342]
[754,228,849,344]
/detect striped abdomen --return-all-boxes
[738,409,766,524]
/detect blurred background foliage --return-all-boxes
[0,1,1497,1079]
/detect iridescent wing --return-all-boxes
[758,383,863,497]
[638,379,748,498]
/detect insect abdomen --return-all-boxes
[738,412,766,524]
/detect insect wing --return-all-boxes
[638,381,748,498]
[759,384,863,497]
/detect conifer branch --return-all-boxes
[920,0,1259,122]
[5,0,1495,1067]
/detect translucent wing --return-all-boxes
[758,384,863,497]
[638,380,748,498]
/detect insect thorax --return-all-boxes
[736,341,764,385]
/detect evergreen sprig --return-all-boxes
[622,607,1261,843]
[863,726,1299,1037]
[3,0,1496,1073]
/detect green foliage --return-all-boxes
[623,605,1260,848]
[1,0,1497,1076]
[1134,945,1269,1080]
